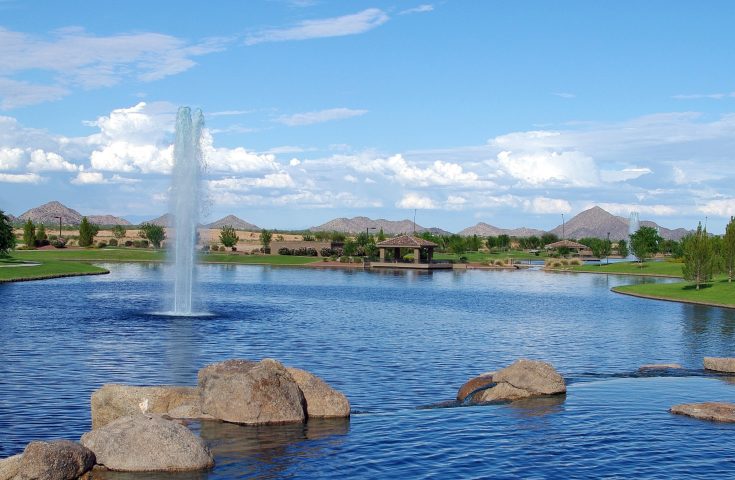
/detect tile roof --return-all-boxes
[376,234,438,248]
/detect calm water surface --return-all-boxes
[2,264,735,478]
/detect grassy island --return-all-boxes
[569,260,684,277]
[613,278,735,309]
[0,256,108,283]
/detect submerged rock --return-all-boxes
[286,367,350,418]
[639,363,683,371]
[670,402,735,423]
[15,440,95,480]
[80,414,214,472]
[456,373,495,402]
[703,357,735,373]
[91,384,201,429]
[0,454,22,480]
[198,358,306,425]
[470,359,565,404]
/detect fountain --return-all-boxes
[170,107,204,315]
[627,211,640,260]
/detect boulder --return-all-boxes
[471,359,565,404]
[80,414,213,472]
[639,363,683,371]
[15,440,95,480]
[456,372,495,402]
[670,402,735,423]
[0,454,22,480]
[286,367,350,418]
[704,357,735,373]
[198,358,306,425]
[91,384,200,429]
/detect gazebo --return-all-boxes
[544,239,589,256]
[372,235,451,269]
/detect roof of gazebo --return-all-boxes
[376,235,438,248]
[545,239,588,249]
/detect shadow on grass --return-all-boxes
[681,283,714,291]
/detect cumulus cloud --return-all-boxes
[495,150,599,187]
[0,172,43,183]
[0,147,23,170]
[698,199,735,217]
[27,149,79,172]
[276,108,367,126]
[71,171,140,185]
[524,197,571,214]
[207,172,296,191]
[245,8,389,45]
[600,167,652,183]
[591,202,678,216]
[396,193,436,209]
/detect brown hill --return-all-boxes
[311,216,449,235]
[459,222,545,237]
[144,213,173,227]
[20,201,83,225]
[205,215,260,231]
[549,206,689,241]
[87,215,131,226]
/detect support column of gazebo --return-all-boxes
[372,235,449,270]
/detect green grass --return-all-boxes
[569,260,683,277]
[614,277,735,308]
[0,257,108,282]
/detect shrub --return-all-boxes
[278,247,293,255]
[231,246,237,252]
[320,247,334,257]
[140,240,149,248]
[52,239,66,249]
[569,258,582,266]
[49,234,58,241]
[108,238,118,247]
[133,240,142,248]
[339,256,350,263]
[96,241,107,248]
[219,245,226,252]
[66,240,76,247]
[125,240,133,247]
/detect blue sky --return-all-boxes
[1,1,734,233]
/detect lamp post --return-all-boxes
[606,231,610,265]
[53,215,62,238]
[561,213,565,240]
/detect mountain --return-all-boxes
[4,212,17,224]
[311,216,450,235]
[459,222,546,237]
[144,213,173,227]
[87,215,131,226]
[549,206,690,241]
[20,201,83,225]
[205,215,260,231]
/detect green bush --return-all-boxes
[96,241,107,248]
[108,238,118,247]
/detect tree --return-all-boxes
[724,216,735,283]
[682,223,716,290]
[219,225,239,249]
[629,226,662,265]
[467,234,483,251]
[112,224,127,240]
[486,236,498,250]
[343,238,357,256]
[23,219,36,249]
[259,229,273,251]
[541,233,559,247]
[36,224,47,242]
[447,235,466,255]
[78,217,100,247]
[497,234,510,250]
[138,222,164,248]
[0,210,16,256]
[617,239,629,258]
[377,228,386,242]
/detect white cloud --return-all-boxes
[592,202,678,216]
[495,150,598,187]
[698,199,735,217]
[208,172,296,191]
[0,172,43,183]
[673,92,735,100]
[27,149,79,172]
[344,174,358,183]
[0,28,227,108]
[399,4,434,15]
[553,92,576,99]
[396,193,436,209]
[289,158,301,166]
[600,167,652,183]
[524,197,571,214]
[245,8,389,45]
[70,171,140,185]
[276,108,367,126]
[0,147,23,170]
[673,165,723,185]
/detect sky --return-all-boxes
[0,0,734,233]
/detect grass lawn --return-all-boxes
[613,277,735,309]
[570,260,683,277]
[0,257,108,282]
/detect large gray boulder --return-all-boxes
[286,367,350,418]
[80,414,214,472]
[472,359,565,403]
[0,454,22,480]
[198,358,306,425]
[670,402,735,423]
[91,384,201,429]
[704,357,735,373]
[14,440,95,480]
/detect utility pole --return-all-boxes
[561,213,565,240]
[413,209,416,234]
[54,215,62,238]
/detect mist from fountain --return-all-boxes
[627,211,640,260]
[170,107,204,315]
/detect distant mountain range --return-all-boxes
[310,216,451,236]
[547,206,689,241]
[205,215,260,230]
[458,223,545,238]
[18,201,131,226]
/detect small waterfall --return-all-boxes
[170,107,204,315]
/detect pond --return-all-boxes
[2,264,735,478]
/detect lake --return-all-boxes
[2,264,735,478]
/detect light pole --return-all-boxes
[561,213,565,240]
[53,215,62,238]
[606,232,610,265]
[364,227,376,264]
